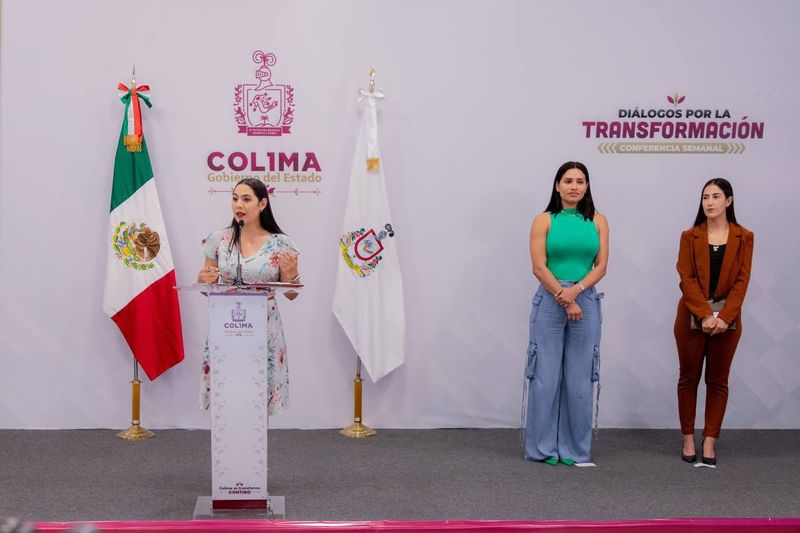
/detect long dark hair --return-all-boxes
[544,161,596,221]
[693,177,737,226]
[229,178,284,252]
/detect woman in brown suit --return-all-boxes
[675,178,754,466]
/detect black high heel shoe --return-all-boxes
[701,437,717,466]
[681,436,696,463]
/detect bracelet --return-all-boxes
[288,274,300,283]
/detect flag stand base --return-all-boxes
[340,359,377,438]
[117,367,155,440]
[340,421,376,438]
[117,423,155,440]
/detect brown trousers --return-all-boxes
[674,300,742,438]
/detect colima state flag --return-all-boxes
[333,90,406,381]
[102,83,184,380]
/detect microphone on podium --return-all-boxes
[234,219,245,286]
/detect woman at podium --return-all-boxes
[197,177,300,415]
[524,161,609,466]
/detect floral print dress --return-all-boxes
[199,228,298,416]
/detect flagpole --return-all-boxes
[117,358,155,440]
[340,357,377,438]
[339,67,381,440]
[115,64,154,441]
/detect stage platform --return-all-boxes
[28,518,800,532]
[1,429,798,526]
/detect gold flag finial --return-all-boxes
[368,66,376,94]
[123,63,143,152]
[365,66,380,172]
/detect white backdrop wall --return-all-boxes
[1,0,798,429]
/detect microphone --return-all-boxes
[234,219,244,286]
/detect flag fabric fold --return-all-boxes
[332,91,406,382]
[103,84,184,380]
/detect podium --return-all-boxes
[178,282,301,520]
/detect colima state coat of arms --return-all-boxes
[339,224,395,279]
[234,50,295,136]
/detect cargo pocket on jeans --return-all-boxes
[591,344,602,434]
[525,342,538,379]
[594,292,605,323]
[530,293,544,323]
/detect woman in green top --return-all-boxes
[524,161,610,465]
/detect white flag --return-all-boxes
[332,90,406,381]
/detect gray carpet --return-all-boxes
[0,429,798,522]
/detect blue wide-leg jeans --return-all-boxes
[524,282,603,463]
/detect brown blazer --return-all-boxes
[676,222,754,325]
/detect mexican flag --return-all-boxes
[102,83,184,380]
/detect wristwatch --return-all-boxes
[577,283,585,292]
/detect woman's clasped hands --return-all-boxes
[701,315,729,336]
[555,285,583,321]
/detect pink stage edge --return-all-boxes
[32,518,800,532]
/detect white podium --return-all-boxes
[179,282,301,519]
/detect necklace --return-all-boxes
[708,224,728,252]
[240,232,268,254]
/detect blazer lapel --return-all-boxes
[715,223,742,298]
[692,223,711,299]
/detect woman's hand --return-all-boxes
[278,251,300,300]
[555,285,580,307]
[710,318,729,336]
[277,251,300,282]
[701,316,716,334]
[197,265,220,284]
[566,302,583,321]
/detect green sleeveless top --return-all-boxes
[545,209,600,281]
